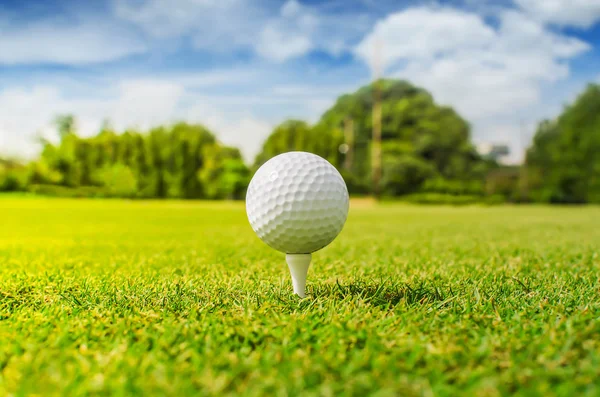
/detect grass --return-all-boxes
[0,197,599,396]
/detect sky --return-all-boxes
[0,0,599,163]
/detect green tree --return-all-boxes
[99,164,138,198]
[382,155,435,196]
[524,84,600,203]
[200,146,250,200]
[0,158,28,192]
[254,79,488,196]
[55,114,75,138]
[26,118,248,200]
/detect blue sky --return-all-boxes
[1,0,599,162]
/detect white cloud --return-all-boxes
[256,0,372,61]
[498,11,591,61]
[114,0,371,62]
[110,80,185,130]
[0,81,185,156]
[514,0,600,28]
[271,83,356,97]
[255,0,319,62]
[0,19,146,65]
[0,87,64,157]
[172,69,258,88]
[114,0,267,52]
[114,0,251,37]
[355,7,496,72]
[183,102,273,160]
[0,76,278,161]
[354,6,590,156]
[257,25,313,62]
[268,83,360,121]
[3,1,595,163]
[0,70,357,161]
[399,55,541,119]
[281,0,302,18]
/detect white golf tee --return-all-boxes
[286,253,312,298]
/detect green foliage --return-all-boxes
[485,167,521,201]
[0,158,28,192]
[97,164,138,198]
[27,184,108,198]
[422,177,485,196]
[27,160,63,185]
[382,155,435,196]
[524,84,600,203]
[1,198,599,395]
[254,120,311,167]
[200,145,250,200]
[253,120,343,169]
[24,120,248,200]
[8,79,600,204]
[0,171,26,192]
[255,79,490,197]
[399,193,483,205]
[319,80,485,183]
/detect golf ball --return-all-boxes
[246,151,349,254]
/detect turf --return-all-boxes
[0,198,599,396]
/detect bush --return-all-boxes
[1,173,22,192]
[399,193,482,205]
[0,169,28,192]
[485,167,520,201]
[340,170,370,195]
[484,194,508,205]
[422,177,485,196]
[27,184,108,198]
[382,155,435,196]
[97,164,138,198]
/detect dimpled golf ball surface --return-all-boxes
[246,151,349,254]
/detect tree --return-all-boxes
[25,118,249,200]
[55,114,76,138]
[524,84,600,203]
[0,158,27,192]
[382,155,435,196]
[253,120,345,170]
[254,79,489,196]
[99,164,138,198]
[200,146,250,200]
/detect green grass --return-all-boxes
[1,198,599,396]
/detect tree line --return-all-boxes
[1,79,598,203]
[1,118,250,199]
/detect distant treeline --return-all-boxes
[1,80,599,203]
[0,120,250,200]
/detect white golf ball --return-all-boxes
[246,151,349,254]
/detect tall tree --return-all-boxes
[524,84,600,203]
[28,120,249,200]
[254,79,488,196]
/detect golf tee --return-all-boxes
[286,253,312,298]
